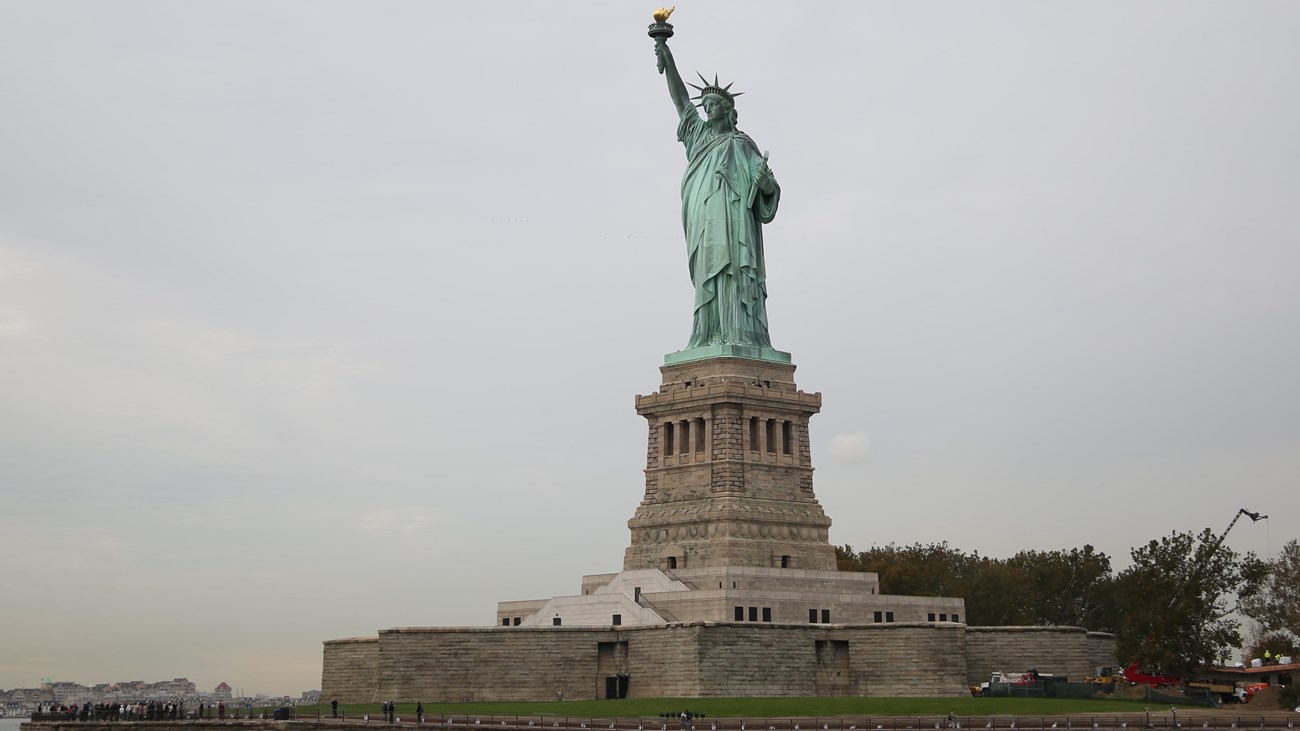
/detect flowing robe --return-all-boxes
[677,105,780,349]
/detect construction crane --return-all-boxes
[1208,508,1268,556]
[1167,508,1268,608]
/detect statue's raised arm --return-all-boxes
[655,41,692,116]
[646,8,784,357]
[649,8,691,115]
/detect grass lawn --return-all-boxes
[299,697,1160,720]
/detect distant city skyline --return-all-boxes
[0,676,314,706]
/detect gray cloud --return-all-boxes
[827,432,872,465]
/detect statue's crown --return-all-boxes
[688,73,743,105]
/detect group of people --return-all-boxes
[198,702,228,719]
[1259,649,1292,665]
[377,700,424,724]
[31,700,220,721]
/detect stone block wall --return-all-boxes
[689,623,968,697]
[325,622,981,703]
[1087,631,1120,673]
[374,626,617,703]
[321,637,379,704]
[963,626,1116,686]
[323,623,1114,703]
[694,624,822,696]
[857,624,970,697]
[624,624,705,698]
[711,404,745,490]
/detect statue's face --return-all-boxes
[702,94,731,123]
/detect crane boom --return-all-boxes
[1166,508,1268,609]
[1208,508,1267,557]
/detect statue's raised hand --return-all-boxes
[655,41,674,75]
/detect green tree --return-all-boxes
[957,556,1035,626]
[1005,546,1119,630]
[1113,528,1264,675]
[1240,539,1300,652]
[836,543,1035,626]
[837,542,974,597]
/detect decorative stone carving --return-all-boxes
[625,357,836,571]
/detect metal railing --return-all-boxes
[21,710,1300,731]
[277,712,1300,731]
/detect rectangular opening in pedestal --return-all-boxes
[664,422,675,456]
[782,421,792,454]
[816,640,849,670]
[766,419,776,453]
[694,417,706,453]
[749,417,759,453]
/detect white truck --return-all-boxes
[971,671,1035,696]
[972,670,1066,696]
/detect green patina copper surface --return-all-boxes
[662,343,792,366]
[652,22,790,365]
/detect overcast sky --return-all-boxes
[2,1,1297,698]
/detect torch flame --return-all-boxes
[652,6,675,22]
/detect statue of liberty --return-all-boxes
[650,11,781,353]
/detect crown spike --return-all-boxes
[688,73,743,104]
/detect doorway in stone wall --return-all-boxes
[598,642,629,698]
[604,674,629,699]
[814,639,850,696]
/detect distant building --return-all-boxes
[1196,660,1298,689]
[212,682,233,700]
[1,677,224,709]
